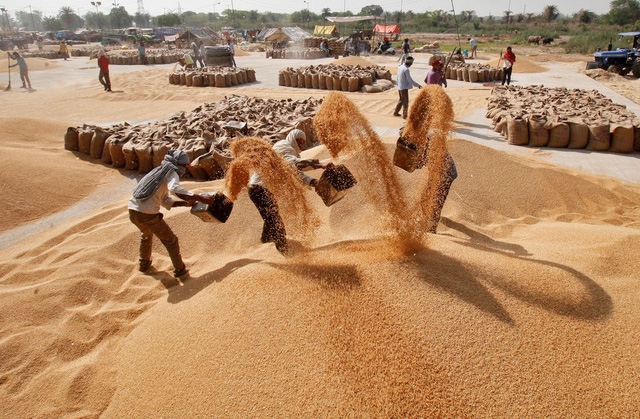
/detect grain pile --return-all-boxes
[487,85,640,153]
[168,66,256,87]
[63,95,323,180]
[279,63,393,93]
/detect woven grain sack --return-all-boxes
[64,127,79,151]
[230,72,238,86]
[305,73,313,88]
[90,128,110,159]
[478,69,485,82]
[494,117,507,135]
[297,73,304,88]
[528,114,549,147]
[283,71,291,86]
[547,122,570,148]
[445,67,452,79]
[169,73,176,84]
[506,116,529,145]
[567,121,589,149]
[101,137,113,164]
[192,74,203,87]
[333,75,342,90]
[240,70,248,84]
[122,141,139,171]
[186,73,194,86]
[201,73,209,86]
[456,68,463,81]
[311,73,319,89]
[340,76,349,91]
[361,75,372,85]
[290,72,298,87]
[152,143,169,167]
[610,124,634,153]
[135,142,154,174]
[215,73,225,87]
[78,129,94,155]
[362,84,382,93]
[635,125,640,151]
[348,77,359,92]
[468,69,478,82]
[279,72,285,86]
[319,74,327,89]
[248,69,256,82]
[180,73,186,85]
[586,122,610,151]
[208,74,216,86]
[325,75,333,89]
[192,152,224,180]
[109,140,126,168]
[211,148,233,170]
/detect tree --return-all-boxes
[575,9,596,24]
[85,12,109,29]
[606,0,640,25]
[393,10,405,25]
[133,12,151,27]
[58,6,78,30]
[462,10,474,22]
[16,9,43,31]
[503,10,511,24]
[321,8,331,18]
[360,5,383,16]
[43,16,63,31]
[156,13,181,26]
[109,6,131,29]
[248,10,259,23]
[542,5,559,23]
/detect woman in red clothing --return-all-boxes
[501,46,516,85]
[98,50,111,92]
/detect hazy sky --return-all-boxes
[2,0,611,19]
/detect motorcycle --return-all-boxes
[373,41,396,55]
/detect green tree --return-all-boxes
[462,10,474,22]
[575,9,596,24]
[84,12,109,29]
[133,12,151,27]
[606,0,640,25]
[360,5,383,16]
[109,6,131,29]
[16,10,43,31]
[43,16,63,31]
[58,6,78,30]
[542,5,559,23]
[321,8,331,18]
[156,13,181,26]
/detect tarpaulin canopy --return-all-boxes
[314,25,338,36]
[373,24,401,35]
[325,15,376,23]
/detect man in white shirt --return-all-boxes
[393,56,421,119]
[128,150,215,277]
[468,37,478,59]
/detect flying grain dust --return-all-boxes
[313,92,418,248]
[401,86,456,232]
[226,136,320,243]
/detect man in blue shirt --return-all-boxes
[393,56,421,119]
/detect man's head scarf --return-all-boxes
[132,149,190,201]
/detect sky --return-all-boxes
[1,0,611,19]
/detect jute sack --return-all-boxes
[305,73,313,88]
[180,73,186,85]
[462,69,470,82]
[211,148,234,171]
[208,74,216,86]
[362,84,382,93]
[319,74,327,89]
[567,121,589,149]
[325,75,333,89]
[192,151,224,180]
[456,68,463,81]
[135,142,154,174]
[290,72,298,87]
[609,124,634,153]
[192,74,203,87]
[101,137,113,164]
[152,143,169,167]
[185,73,194,86]
[214,73,225,87]
[283,71,291,87]
[122,141,139,171]
[634,125,640,152]
[230,72,238,86]
[311,73,319,89]
[586,122,611,151]
[361,75,372,85]
[348,77,359,92]
[298,73,305,88]
[90,127,111,159]
[333,75,342,91]
[239,70,247,84]
[247,69,256,82]
[78,129,94,155]
[528,114,549,147]
[340,76,349,91]
[278,72,285,86]
[506,116,529,145]
[64,127,79,151]
[109,138,127,168]
[546,122,570,148]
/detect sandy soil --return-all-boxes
[0,44,639,417]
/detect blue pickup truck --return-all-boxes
[586,32,640,77]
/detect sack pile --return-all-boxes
[486,85,640,153]
[278,63,393,93]
[168,66,256,87]
[445,63,504,83]
[63,95,324,180]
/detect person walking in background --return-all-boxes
[59,41,69,60]
[127,149,216,277]
[138,41,148,65]
[400,38,410,64]
[393,56,421,119]
[424,59,447,87]
[501,46,516,85]
[198,40,206,67]
[8,51,32,89]
[227,39,236,67]
[180,52,194,69]
[468,37,478,59]
[97,50,111,92]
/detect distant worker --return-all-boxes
[180,52,194,69]
[320,39,330,57]
[97,50,111,92]
[127,149,216,277]
[400,38,410,64]
[468,37,478,59]
[501,46,516,85]
[247,129,325,255]
[393,56,421,119]
[227,38,236,67]
[59,41,69,60]
[8,51,32,89]
[198,40,206,67]
[138,41,147,65]
[424,59,447,87]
